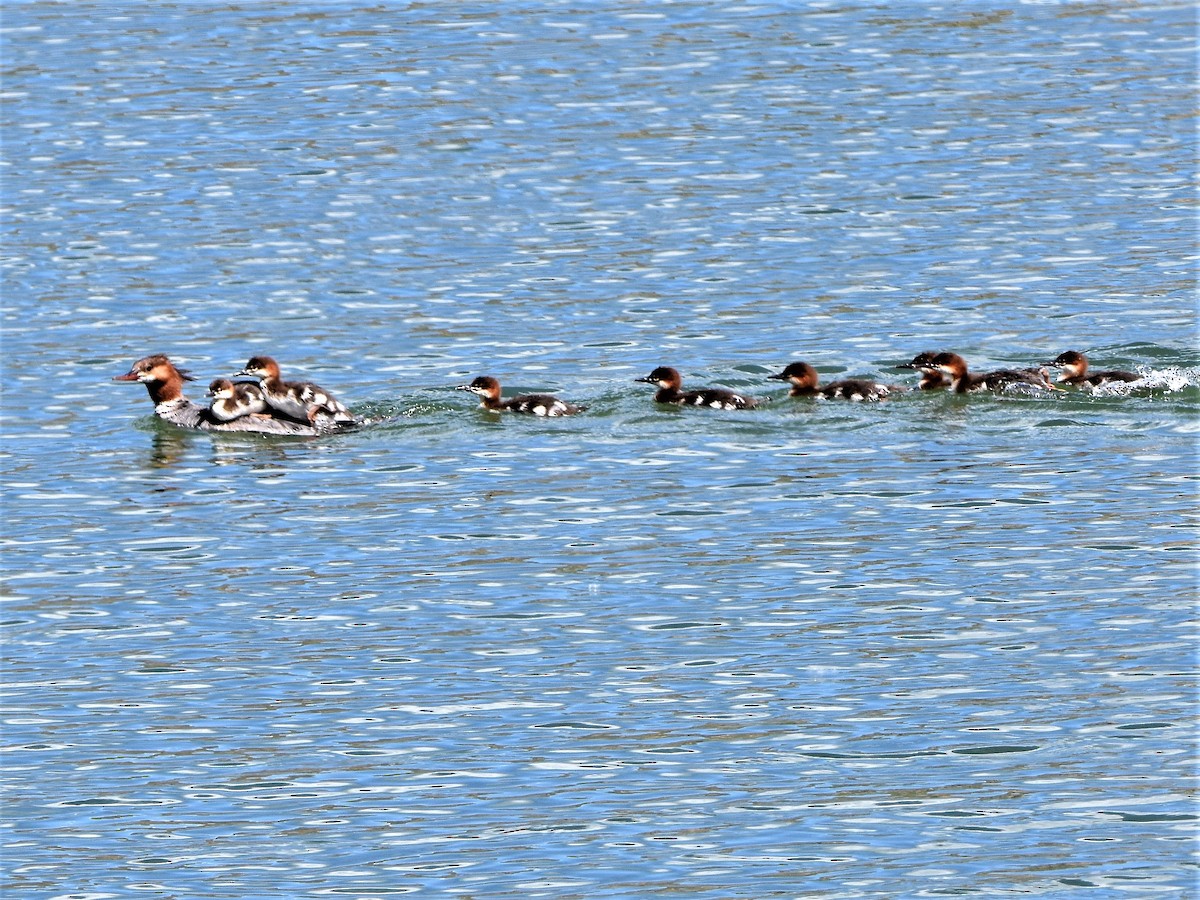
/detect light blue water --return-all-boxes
[2,2,1198,898]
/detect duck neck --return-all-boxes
[146,372,186,405]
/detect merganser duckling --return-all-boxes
[926,352,1058,394]
[206,378,268,422]
[235,355,355,425]
[113,355,339,435]
[636,366,761,410]
[898,351,950,390]
[768,361,903,401]
[1043,350,1140,386]
[457,375,585,416]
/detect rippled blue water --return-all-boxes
[3,2,1197,897]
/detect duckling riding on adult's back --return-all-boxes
[114,354,351,435]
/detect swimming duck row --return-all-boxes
[114,350,1144,432]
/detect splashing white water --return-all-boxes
[1089,366,1199,397]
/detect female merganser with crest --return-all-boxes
[1042,350,1140,386]
[114,355,345,434]
[235,355,356,425]
[457,376,585,416]
[637,366,761,410]
[768,362,902,401]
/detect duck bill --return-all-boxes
[766,372,788,381]
[112,370,140,382]
[634,376,656,384]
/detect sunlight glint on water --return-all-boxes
[1,2,1197,897]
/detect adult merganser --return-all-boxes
[113,355,342,435]
[457,375,585,416]
[636,366,761,410]
[235,355,356,425]
[768,361,903,401]
[1042,350,1141,386]
[925,352,1058,394]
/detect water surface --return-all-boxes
[2,2,1197,897]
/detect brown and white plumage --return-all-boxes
[768,361,902,401]
[898,351,951,391]
[926,352,1058,394]
[236,355,356,425]
[636,366,760,410]
[206,378,268,422]
[114,355,342,434]
[457,375,585,416]
[1043,350,1140,387]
